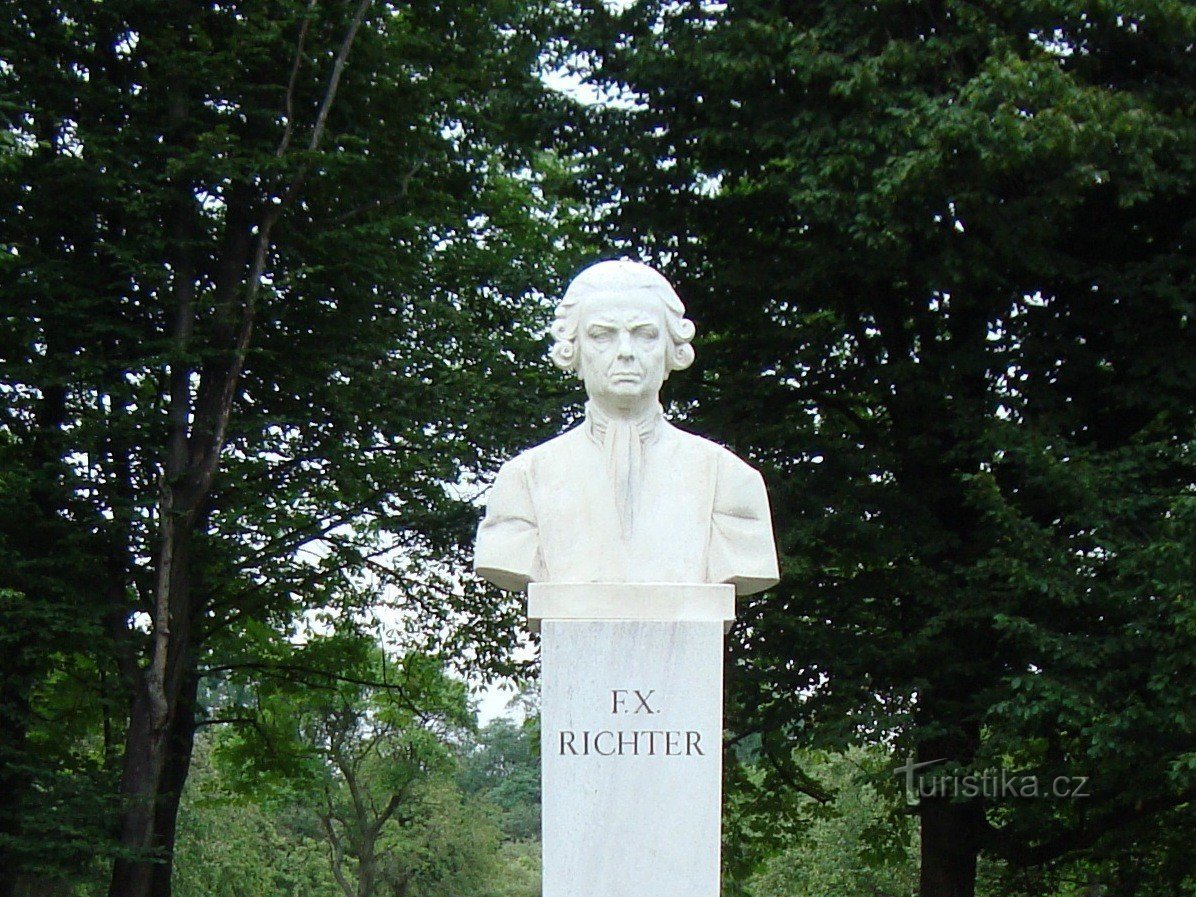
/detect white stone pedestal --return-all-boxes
[530,583,734,897]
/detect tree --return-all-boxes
[458,716,541,842]
[207,630,495,897]
[0,589,118,892]
[1,1,583,893]
[562,2,1196,895]
[731,748,917,897]
[173,735,340,897]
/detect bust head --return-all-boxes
[550,260,696,417]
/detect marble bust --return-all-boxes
[474,259,779,595]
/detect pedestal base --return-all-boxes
[534,583,733,897]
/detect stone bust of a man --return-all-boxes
[474,259,779,595]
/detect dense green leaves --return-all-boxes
[177,659,537,897]
[459,716,541,842]
[564,1,1195,893]
[205,631,485,897]
[727,748,917,897]
[1,0,585,890]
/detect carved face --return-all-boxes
[576,291,670,412]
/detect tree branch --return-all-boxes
[372,790,405,837]
[320,789,355,897]
[983,785,1196,866]
[277,0,318,158]
[191,0,375,506]
[193,716,259,729]
[763,750,835,804]
[307,0,373,154]
[320,159,424,226]
[200,661,413,697]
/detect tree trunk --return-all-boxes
[916,717,984,897]
[108,538,194,897]
[883,334,990,897]
[102,7,368,890]
[920,796,982,897]
[149,672,201,897]
[357,850,376,897]
[0,669,32,897]
[108,681,168,897]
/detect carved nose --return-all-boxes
[616,331,634,358]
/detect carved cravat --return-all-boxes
[584,401,664,539]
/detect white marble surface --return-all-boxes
[545,617,722,897]
[527,581,735,633]
[540,599,726,897]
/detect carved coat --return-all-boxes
[475,410,780,594]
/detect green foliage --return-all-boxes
[565,0,1196,891]
[181,635,540,897]
[458,716,542,841]
[485,840,542,897]
[730,749,917,897]
[210,628,467,791]
[375,777,503,897]
[174,739,339,897]
[0,0,590,885]
[204,630,503,897]
[0,585,118,884]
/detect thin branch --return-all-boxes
[193,0,374,503]
[320,790,355,897]
[372,791,405,837]
[200,661,414,698]
[200,536,404,638]
[764,750,835,804]
[194,716,259,728]
[333,746,370,833]
[321,159,425,226]
[193,221,272,499]
[230,486,392,573]
[277,0,318,158]
[362,557,463,603]
[307,0,373,154]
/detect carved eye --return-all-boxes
[587,326,615,343]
